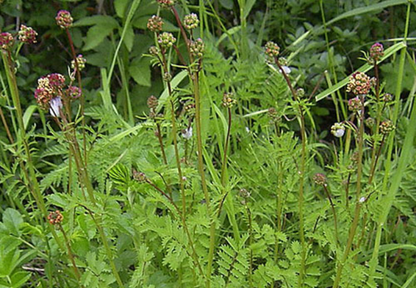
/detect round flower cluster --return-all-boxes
[34,74,65,109]
[264,41,280,58]
[48,210,64,225]
[157,0,175,9]
[346,72,372,95]
[348,96,363,113]
[0,32,14,50]
[147,15,163,32]
[147,95,158,110]
[157,32,176,49]
[370,43,384,62]
[184,13,199,30]
[184,102,196,115]
[18,25,38,44]
[133,170,147,182]
[67,86,81,99]
[382,93,393,103]
[71,54,86,71]
[189,38,204,58]
[313,173,326,185]
[331,122,345,138]
[380,120,395,135]
[222,92,237,108]
[56,10,73,29]
[268,107,280,123]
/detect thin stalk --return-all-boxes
[245,202,253,287]
[0,106,14,143]
[220,107,232,185]
[155,122,172,197]
[275,59,307,287]
[58,225,81,282]
[333,96,366,288]
[368,2,411,281]
[323,184,339,244]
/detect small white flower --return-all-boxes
[280,66,291,74]
[49,97,63,117]
[181,126,193,139]
[245,127,250,133]
[334,129,345,138]
[359,197,366,203]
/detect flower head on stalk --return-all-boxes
[370,43,384,62]
[147,15,163,32]
[331,122,345,138]
[264,41,280,61]
[189,38,205,58]
[34,73,67,114]
[18,25,37,44]
[380,120,395,135]
[67,86,81,99]
[71,54,86,71]
[0,32,14,50]
[346,72,372,95]
[48,210,64,225]
[313,173,326,185]
[56,10,73,29]
[157,0,175,9]
[222,92,237,108]
[157,32,176,49]
[348,96,363,113]
[184,13,199,30]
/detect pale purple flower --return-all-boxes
[49,97,63,117]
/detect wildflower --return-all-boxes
[382,93,393,103]
[346,72,372,95]
[184,13,199,30]
[157,0,175,9]
[47,73,66,88]
[331,122,345,138]
[149,46,159,56]
[48,210,64,225]
[313,173,326,185]
[49,97,63,117]
[359,196,366,203]
[67,86,81,99]
[189,38,204,58]
[370,43,384,62]
[147,15,163,32]
[278,57,291,74]
[239,188,250,205]
[268,107,281,123]
[157,32,176,49]
[184,102,196,115]
[264,41,280,58]
[133,170,147,182]
[222,92,237,108]
[56,10,73,29]
[71,54,86,71]
[380,120,395,135]
[181,126,193,139]
[365,117,375,128]
[147,95,158,110]
[0,32,14,50]
[163,72,172,82]
[296,88,305,98]
[18,25,37,44]
[348,96,363,112]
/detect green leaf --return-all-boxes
[22,105,38,130]
[129,57,151,86]
[84,24,118,51]
[74,15,119,27]
[2,209,23,236]
[123,24,135,52]
[114,0,130,18]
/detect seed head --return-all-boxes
[370,43,384,62]
[346,72,371,95]
[157,0,175,9]
[147,95,158,110]
[222,92,237,108]
[365,117,375,128]
[133,170,147,182]
[71,54,86,71]
[67,86,81,99]
[382,93,393,103]
[331,122,345,138]
[48,210,64,225]
[264,41,280,58]
[147,15,163,32]
[56,10,73,29]
[348,96,363,112]
[0,32,14,50]
[380,120,395,135]
[189,38,204,58]
[313,173,326,185]
[149,46,160,56]
[18,25,37,44]
[158,32,176,49]
[184,13,199,30]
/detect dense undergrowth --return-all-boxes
[1,0,416,287]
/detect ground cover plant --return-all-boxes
[1,0,416,287]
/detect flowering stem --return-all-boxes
[58,224,81,282]
[220,107,232,186]
[332,95,366,288]
[275,58,307,287]
[323,184,339,245]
